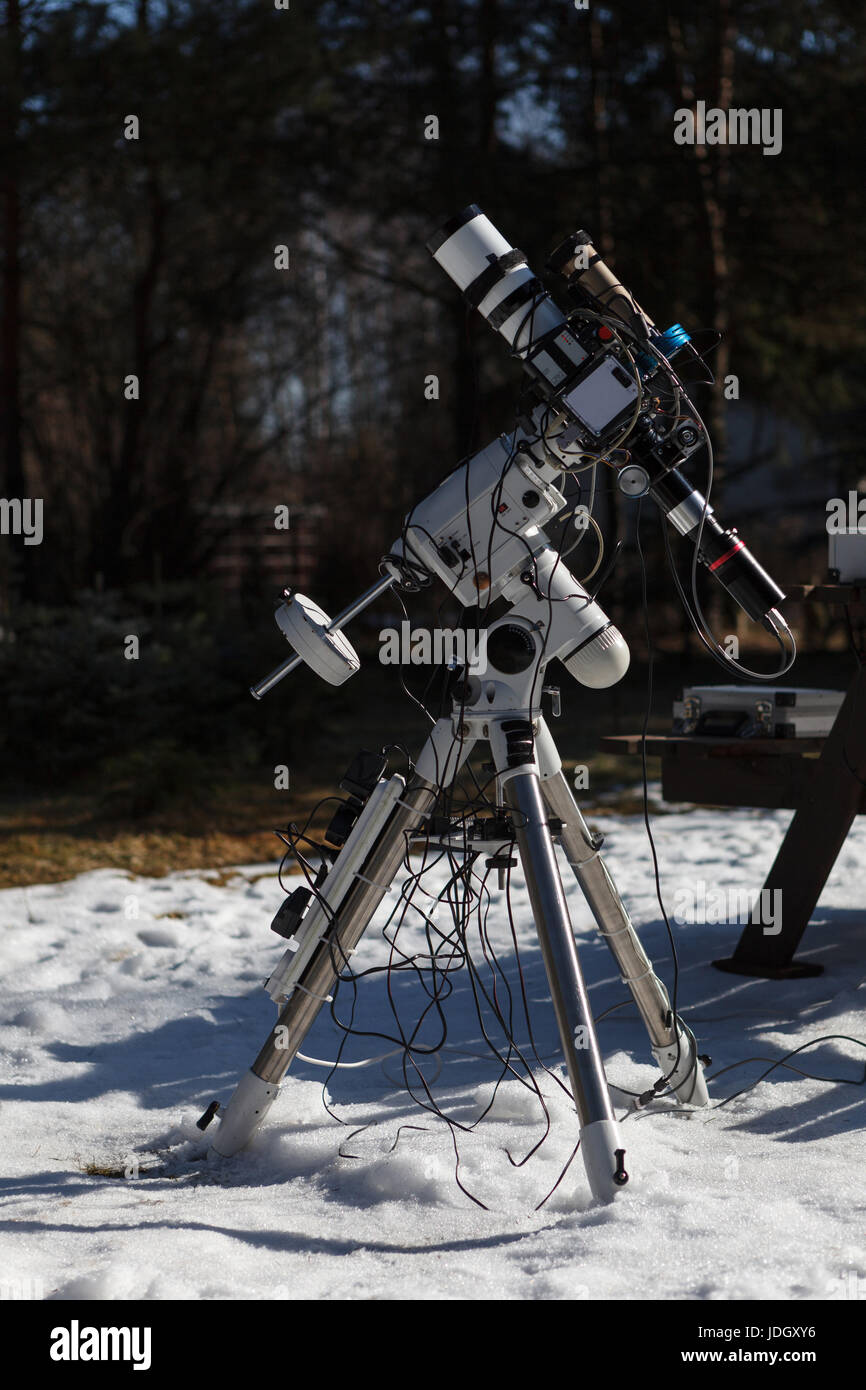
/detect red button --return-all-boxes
[598,326,613,341]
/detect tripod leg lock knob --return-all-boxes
[196,1100,220,1132]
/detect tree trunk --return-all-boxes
[98,164,166,587]
[667,3,738,649]
[479,0,499,159]
[0,0,27,609]
[588,11,627,608]
[667,3,737,495]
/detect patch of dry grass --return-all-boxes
[0,777,325,889]
[0,750,659,889]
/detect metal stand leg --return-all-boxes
[491,726,627,1200]
[541,768,709,1107]
[210,774,438,1156]
[210,719,473,1157]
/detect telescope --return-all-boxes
[199,209,795,1204]
[427,205,791,635]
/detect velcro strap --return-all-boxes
[463,248,527,309]
[487,276,543,330]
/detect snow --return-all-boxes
[1,800,864,1302]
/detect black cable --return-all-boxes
[634,497,690,1097]
[629,1035,866,1117]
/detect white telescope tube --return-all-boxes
[427,206,564,354]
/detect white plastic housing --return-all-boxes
[401,429,566,610]
[579,1117,627,1203]
[276,594,360,686]
[209,1070,281,1158]
[562,624,631,689]
[652,1027,710,1107]
[502,548,631,691]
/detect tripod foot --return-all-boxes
[579,1119,629,1202]
[208,1070,281,1158]
[652,1021,709,1107]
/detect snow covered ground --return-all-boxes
[1,799,864,1302]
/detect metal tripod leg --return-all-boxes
[490,725,628,1201]
[209,720,473,1157]
[539,764,709,1107]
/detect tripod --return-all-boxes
[202,599,709,1204]
[195,200,799,1201]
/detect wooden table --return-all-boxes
[599,584,866,979]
